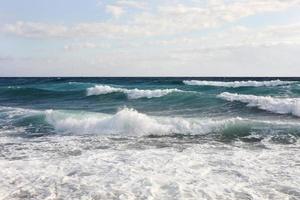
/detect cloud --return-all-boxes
[2,21,139,38]
[149,23,300,50]
[133,0,300,34]
[1,0,300,76]
[115,0,147,9]
[3,0,299,39]
[0,56,13,62]
[64,42,97,51]
[3,21,68,38]
[105,5,125,18]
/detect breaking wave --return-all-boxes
[183,80,294,87]
[86,85,181,99]
[1,106,300,142]
[45,108,239,135]
[218,92,300,117]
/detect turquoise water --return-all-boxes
[0,77,299,199]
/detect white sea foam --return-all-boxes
[45,108,169,135]
[1,106,300,199]
[86,85,181,99]
[218,92,300,117]
[45,108,243,135]
[0,106,40,119]
[183,80,294,87]
[2,105,299,138]
[2,105,299,136]
[0,134,299,199]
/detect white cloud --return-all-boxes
[3,0,299,39]
[2,21,140,38]
[133,0,300,34]
[64,42,97,51]
[115,0,147,9]
[149,23,300,51]
[0,56,13,62]
[106,5,125,18]
[3,21,68,38]
[2,0,300,76]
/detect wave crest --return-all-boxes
[45,108,241,135]
[183,80,294,87]
[86,85,181,99]
[2,106,300,140]
[218,92,300,117]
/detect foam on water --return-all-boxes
[218,92,300,117]
[1,78,300,199]
[86,85,181,99]
[1,104,300,199]
[0,106,39,120]
[45,108,242,135]
[183,80,294,87]
[0,136,299,199]
[2,106,300,137]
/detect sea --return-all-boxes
[0,77,299,199]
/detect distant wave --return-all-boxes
[86,85,181,99]
[218,92,300,117]
[183,80,294,87]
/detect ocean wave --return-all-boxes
[0,106,39,119]
[45,108,238,135]
[44,108,300,137]
[218,92,300,117]
[86,85,181,99]
[183,80,294,87]
[0,87,85,99]
[1,106,300,140]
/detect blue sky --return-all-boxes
[1,0,300,76]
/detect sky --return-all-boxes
[0,0,300,76]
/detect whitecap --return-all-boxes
[86,85,181,99]
[45,108,242,135]
[183,80,294,87]
[218,92,300,117]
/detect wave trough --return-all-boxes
[218,92,300,117]
[86,85,181,99]
[183,80,294,87]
